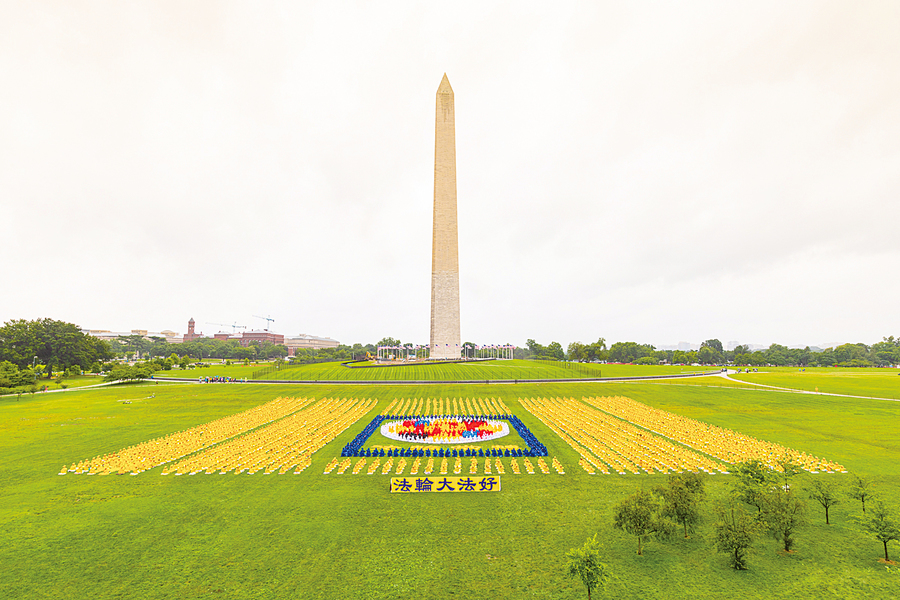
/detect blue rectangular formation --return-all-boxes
[341,414,547,458]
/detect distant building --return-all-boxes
[284,334,340,356]
[84,318,337,356]
[212,329,286,347]
[213,332,243,343]
[241,330,285,346]
[83,328,186,346]
[159,330,182,344]
[183,318,203,343]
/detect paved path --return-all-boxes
[1,380,181,399]
[716,371,900,403]
[11,371,894,403]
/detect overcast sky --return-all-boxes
[2,2,898,350]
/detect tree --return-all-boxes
[565,534,610,600]
[808,478,841,525]
[656,471,705,538]
[104,364,155,382]
[547,341,565,361]
[567,342,587,363]
[861,502,900,562]
[714,501,763,569]
[849,474,875,513]
[525,339,546,358]
[699,339,724,364]
[701,339,724,353]
[762,489,807,552]
[733,459,778,513]
[613,489,675,555]
[607,342,654,364]
[776,452,804,490]
[0,318,113,375]
[585,338,607,362]
[376,337,401,347]
[698,346,721,365]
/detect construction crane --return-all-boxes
[253,315,275,331]
[206,322,247,333]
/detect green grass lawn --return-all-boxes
[2,377,898,599]
[730,368,900,399]
[1,374,107,396]
[169,359,713,382]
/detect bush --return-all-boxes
[104,364,155,382]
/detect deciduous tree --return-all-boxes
[849,474,875,514]
[733,459,778,513]
[714,501,763,569]
[776,453,804,490]
[565,534,610,600]
[808,478,841,525]
[613,489,675,555]
[104,364,155,382]
[0,318,112,375]
[567,342,586,363]
[656,471,705,538]
[762,489,807,552]
[861,502,900,562]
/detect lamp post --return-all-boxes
[32,356,38,383]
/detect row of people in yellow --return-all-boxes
[520,397,726,475]
[61,396,314,476]
[378,397,511,417]
[582,396,846,473]
[323,455,561,475]
[163,397,375,475]
[367,444,521,455]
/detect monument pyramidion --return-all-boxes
[429,74,462,360]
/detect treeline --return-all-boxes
[0,318,113,373]
[110,335,289,361]
[524,337,900,367]
[290,343,376,364]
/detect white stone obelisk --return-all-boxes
[429,74,461,360]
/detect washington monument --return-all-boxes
[429,74,461,360]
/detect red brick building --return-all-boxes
[212,329,284,347]
[240,330,285,346]
[183,318,203,342]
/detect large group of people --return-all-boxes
[520,396,727,475]
[386,417,504,442]
[322,454,563,476]
[199,376,243,383]
[164,397,374,475]
[380,396,513,417]
[518,395,846,476]
[62,396,374,476]
[61,396,312,475]
[583,395,845,473]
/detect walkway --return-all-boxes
[716,371,900,403]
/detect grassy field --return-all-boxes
[729,367,900,399]
[2,375,899,599]
[1,374,106,396]
[164,360,712,382]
